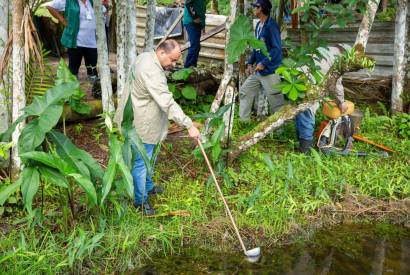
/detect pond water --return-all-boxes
[137,223,410,274]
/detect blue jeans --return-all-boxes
[295,109,315,141]
[131,143,157,205]
[184,23,201,68]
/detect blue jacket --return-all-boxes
[247,17,282,76]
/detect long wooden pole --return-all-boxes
[197,140,247,254]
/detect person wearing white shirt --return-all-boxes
[47,0,106,81]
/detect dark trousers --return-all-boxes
[67,47,98,77]
[184,23,202,68]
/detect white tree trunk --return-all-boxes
[391,0,409,113]
[127,0,138,66]
[116,0,127,99]
[223,83,236,139]
[94,0,114,112]
[11,0,25,176]
[204,0,237,133]
[144,0,156,52]
[354,0,381,50]
[0,0,9,134]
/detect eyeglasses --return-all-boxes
[254,4,261,8]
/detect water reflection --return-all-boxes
[138,224,410,274]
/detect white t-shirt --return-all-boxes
[48,0,106,48]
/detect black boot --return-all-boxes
[134,202,156,216]
[299,139,314,154]
[148,185,164,196]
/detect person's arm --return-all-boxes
[185,0,201,23]
[259,23,281,69]
[47,6,67,26]
[330,76,348,112]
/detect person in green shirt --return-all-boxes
[183,0,206,68]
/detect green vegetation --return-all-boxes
[1,107,409,273]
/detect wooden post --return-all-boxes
[94,0,114,112]
[291,0,298,29]
[0,0,9,134]
[391,0,409,113]
[11,0,25,177]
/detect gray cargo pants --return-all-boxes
[239,73,284,121]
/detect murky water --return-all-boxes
[138,223,410,274]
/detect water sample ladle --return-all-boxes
[197,139,261,258]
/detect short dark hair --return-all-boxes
[156,39,179,53]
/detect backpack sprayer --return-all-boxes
[316,100,396,156]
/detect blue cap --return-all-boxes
[251,0,272,12]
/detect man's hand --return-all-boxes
[339,102,348,113]
[255,63,265,72]
[188,126,201,140]
[246,64,253,76]
[193,17,201,24]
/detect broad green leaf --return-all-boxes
[295,83,307,92]
[18,120,46,154]
[38,104,63,133]
[38,166,69,188]
[282,71,292,83]
[171,68,193,81]
[55,59,78,85]
[0,181,22,206]
[100,159,116,206]
[227,15,254,64]
[282,84,293,94]
[282,58,297,68]
[288,87,299,101]
[21,167,40,214]
[248,38,269,57]
[52,130,103,179]
[25,82,78,116]
[211,123,225,145]
[20,151,65,171]
[181,85,197,100]
[211,143,222,163]
[117,162,134,199]
[48,130,103,180]
[0,115,26,143]
[168,83,181,99]
[70,173,98,206]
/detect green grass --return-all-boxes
[0,111,409,273]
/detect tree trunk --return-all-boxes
[94,0,114,113]
[127,0,138,66]
[116,0,127,99]
[144,0,156,52]
[354,0,381,50]
[205,0,237,133]
[223,83,236,139]
[11,0,25,177]
[0,0,9,135]
[276,0,286,28]
[229,0,380,160]
[391,0,409,113]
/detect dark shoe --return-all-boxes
[134,202,156,216]
[148,185,164,195]
[299,139,314,154]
